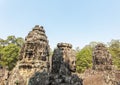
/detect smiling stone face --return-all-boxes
[68,54,76,72]
[51,43,77,74]
[63,49,76,72]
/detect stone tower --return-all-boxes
[92,43,113,71]
[19,25,50,72]
[8,25,50,85]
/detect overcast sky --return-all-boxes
[0,0,120,49]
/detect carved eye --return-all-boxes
[72,61,75,64]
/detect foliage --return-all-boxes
[76,45,93,73]
[0,35,24,70]
[0,44,20,70]
[108,39,120,69]
[0,35,24,47]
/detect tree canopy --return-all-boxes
[108,39,120,69]
[0,35,24,70]
[76,45,93,73]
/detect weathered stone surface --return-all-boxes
[82,69,120,85]
[0,67,7,85]
[81,43,120,85]
[29,71,49,85]
[29,43,83,85]
[7,25,50,85]
[52,43,76,74]
[92,43,113,71]
[29,72,82,85]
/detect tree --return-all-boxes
[76,42,100,73]
[16,37,24,47]
[0,35,24,70]
[0,38,8,46]
[7,35,24,47]
[0,44,20,70]
[7,35,16,44]
[108,39,120,69]
[76,45,92,73]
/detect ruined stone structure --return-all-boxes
[29,43,83,85]
[92,43,113,71]
[82,43,120,85]
[2,25,120,85]
[7,25,50,85]
[19,25,50,72]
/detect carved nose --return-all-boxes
[73,66,76,71]
[74,65,76,68]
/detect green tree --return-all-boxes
[16,37,24,47]
[0,35,24,70]
[0,43,20,70]
[76,42,100,73]
[7,35,24,47]
[76,45,92,73]
[7,35,16,44]
[0,38,8,46]
[108,39,120,69]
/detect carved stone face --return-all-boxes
[68,56,76,72]
[63,50,76,72]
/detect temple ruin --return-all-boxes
[29,43,83,85]
[92,43,113,71]
[0,25,120,85]
[82,43,120,85]
[7,25,50,85]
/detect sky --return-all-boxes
[0,0,120,49]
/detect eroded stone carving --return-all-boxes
[7,25,50,85]
[50,43,82,85]
[29,43,83,85]
[92,43,113,71]
[82,43,120,85]
[52,43,76,74]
